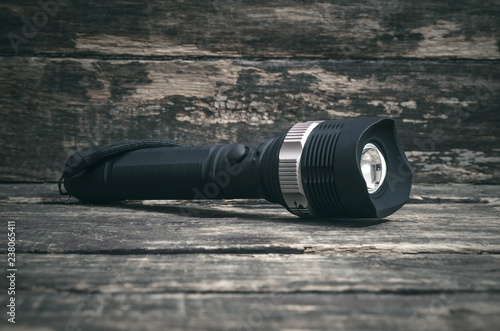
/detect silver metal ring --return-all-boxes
[278,121,323,216]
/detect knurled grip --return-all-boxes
[278,121,323,216]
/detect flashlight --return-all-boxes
[61,117,412,219]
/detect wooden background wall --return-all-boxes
[1,0,499,184]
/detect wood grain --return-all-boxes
[4,182,498,203]
[3,253,499,329]
[1,183,498,330]
[1,292,498,331]
[7,253,500,294]
[1,57,499,183]
[0,0,499,59]
[4,202,499,254]
[1,184,499,255]
[1,2,498,330]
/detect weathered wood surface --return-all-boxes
[7,254,500,294]
[2,292,499,331]
[1,1,499,184]
[2,182,498,201]
[3,293,500,331]
[0,0,499,59]
[1,184,499,254]
[0,183,499,330]
[1,57,499,183]
[1,1,499,330]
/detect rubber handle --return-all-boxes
[64,143,268,202]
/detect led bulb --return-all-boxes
[361,143,387,194]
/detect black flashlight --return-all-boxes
[61,117,412,218]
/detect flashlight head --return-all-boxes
[277,118,412,219]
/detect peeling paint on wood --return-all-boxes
[1,2,499,329]
[1,57,499,183]
[0,1,499,59]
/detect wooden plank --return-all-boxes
[408,184,500,204]
[3,292,499,330]
[2,202,499,254]
[6,253,500,294]
[2,183,499,203]
[0,0,499,59]
[1,184,499,254]
[1,184,498,329]
[1,58,499,183]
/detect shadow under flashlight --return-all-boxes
[61,117,412,219]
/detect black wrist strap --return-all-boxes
[58,139,186,195]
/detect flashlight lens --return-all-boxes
[360,143,387,194]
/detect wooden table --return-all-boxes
[1,183,499,330]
